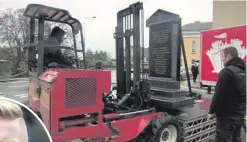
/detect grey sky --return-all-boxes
[0,0,213,58]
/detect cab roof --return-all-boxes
[23,4,82,33]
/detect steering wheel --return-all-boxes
[58,46,83,52]
[47,62,74,69]
[44,44,83,52]
[44,44,82,66]
[59,46,82,62]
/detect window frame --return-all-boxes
[192,40,196,53]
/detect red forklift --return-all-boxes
[25,2,216,142]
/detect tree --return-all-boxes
[0,8,29,73]
[107,52,112,60]
[85,49,95,62]
[94,50,99,61]
[0,8,110,73]
[0,47,13,60]
[85,49,112,63]
[0,8,74,74]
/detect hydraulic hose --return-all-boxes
[117,91,143,111]
[102,117,120,141]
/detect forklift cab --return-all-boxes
[23,4,87,77]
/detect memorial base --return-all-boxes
[149,77,194,109]
[148,77,180,89]
[151,95,194,109]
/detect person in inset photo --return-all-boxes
[0,99,28,142]
[0,98,51,142]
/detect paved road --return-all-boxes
[0,79,29,104]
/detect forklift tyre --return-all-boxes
[147,114,181,142]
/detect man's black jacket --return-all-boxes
[209,57,246,118]
[44,36,73,67]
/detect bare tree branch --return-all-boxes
[0,8,75,73]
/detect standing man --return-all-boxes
[191,62,199,82]
[207,46,246,142]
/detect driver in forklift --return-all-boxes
[44,26,74,68]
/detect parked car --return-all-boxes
[180,67,192,80]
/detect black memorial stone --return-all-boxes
[149,22,172,78]
[146,9,194,110]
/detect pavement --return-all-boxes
[180,79,215,99]
[181,79,215,93]
[0,78,29,104]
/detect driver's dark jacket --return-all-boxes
[209,57,246,118]
[43,36,72,67]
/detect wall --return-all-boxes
[213,0,246,29]
[181,36,201,67]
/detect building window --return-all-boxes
[192,41,196,53]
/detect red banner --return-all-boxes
[200,25,246,84]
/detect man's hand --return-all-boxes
[207,113,213,121]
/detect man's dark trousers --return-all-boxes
[192,73,197,82]
[215,117,245,142]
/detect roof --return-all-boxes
[23,4,82,33]
[146,9,180,26]
[182,21,212,31]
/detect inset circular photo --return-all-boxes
[0,97,52,142]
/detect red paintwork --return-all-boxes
[198,97,212,111]
[29,93,40,111]
[37,69,161,142]
[39,81,52,131]
[28,68,62,112]
[28,79,40,112]
[201,25,246,84]
[55,112,163,142]
[39,68,63,83]
[104,113,121,119]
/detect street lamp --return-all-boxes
[83,16,96,51]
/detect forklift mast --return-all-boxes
[114,2,144,96]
